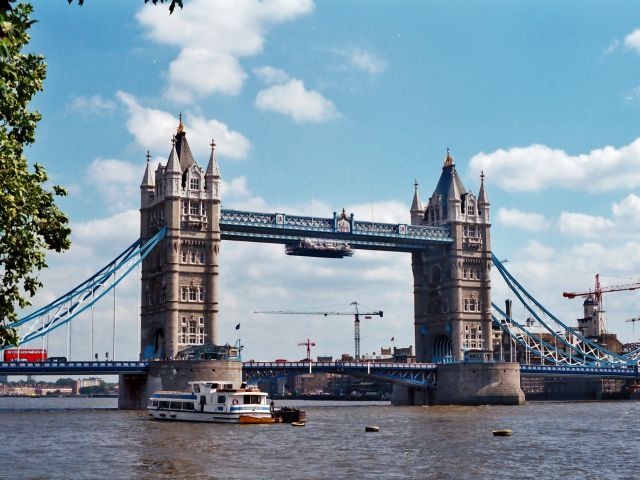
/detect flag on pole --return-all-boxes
[235,323,240,330]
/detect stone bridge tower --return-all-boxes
[410,150,492,362]
[139,119,221,359]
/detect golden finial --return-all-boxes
[210,138,216,151]
[444,147,454,167]
[177,112,185,134]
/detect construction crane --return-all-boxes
[626,318,640,332]
[298,339,316,360]
[255,301,383,360]
[562,274,640,309]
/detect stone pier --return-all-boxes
[118,359,242,410]
[392,362,524,406]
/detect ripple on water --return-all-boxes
[1,398,639,479]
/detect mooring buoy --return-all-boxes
[493,429,512,437]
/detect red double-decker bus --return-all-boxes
[3,348,47,362]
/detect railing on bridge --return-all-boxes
[242,361,438,387]
[0,361,149,375]
[520,364,640,379]
[220,209,452,252]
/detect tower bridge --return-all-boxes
[4,120,640,406]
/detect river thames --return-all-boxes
[1,398,638,479]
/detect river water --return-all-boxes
[1,397,638,479]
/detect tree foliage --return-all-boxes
[0,3,71,347]
[68,0,184,14]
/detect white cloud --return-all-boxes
[86,158,143,213]
[67,94,116,116]
[136,0,315,104]
[253,66,290,84]
[624,85,640,103]
[469,138,640,192]
[603,38,620,56]
[117,91,250,160]
[557,212,614,238]
[624,28,640,53]
[612,193,640,225]
[255,79,339,122]
[497,208,548,231]
[347,48,386,75]
[554,193,640,240]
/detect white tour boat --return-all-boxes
[148,380,275,424]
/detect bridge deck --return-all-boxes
[1,361,637,380]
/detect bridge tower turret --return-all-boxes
[411,149,492,362]
[139,118,221,359]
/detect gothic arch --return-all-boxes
[433,335,453,363]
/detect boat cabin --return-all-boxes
[148,380,270,415]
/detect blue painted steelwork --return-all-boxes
[2,227,167,349]
[220,209,452,252]
[520,364,639,379]
[491,254,636,366]
[0,361,149,375]
[242,361,437,387]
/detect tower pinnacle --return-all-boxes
[444,147,454,167]
[177,113,185,134]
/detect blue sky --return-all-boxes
[16,0,640,361]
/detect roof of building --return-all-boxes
[432,149,466,200]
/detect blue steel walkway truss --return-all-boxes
[242,361,438,388]
[220,209,452,252]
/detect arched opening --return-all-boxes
[433,335,453,363]
[153,328,165,359]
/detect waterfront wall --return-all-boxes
[118,359,242,410]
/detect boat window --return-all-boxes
[152,400,158,407]
[193,384,200,393]
[206,383,213,389]
[244,395,262,404]
[218,395,226,403]
[170,401,181,409]
[183,403,195,411]
[211,383,219,389]
[224,384,233,389]
[159,401,170,409]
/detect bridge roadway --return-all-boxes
[1,361,638,382]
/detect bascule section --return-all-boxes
[411,150,492,363]
[139,119,221,359]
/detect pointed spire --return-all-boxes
[444,147,454,167]
[478,170,489,204]
[206,138,220,178]
[166,135,181,173]
[177,112,185,134]
[410,179,423,212]
[141,150,155,187]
